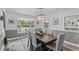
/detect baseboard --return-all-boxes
[7,36,27,41]
[63,41,79,51]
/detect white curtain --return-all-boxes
[0,8,6,50]
[0,20,5,50]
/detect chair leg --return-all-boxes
[61,49,63,51]
[36,48,38,51]
[30,44,33,51]
[36,47,41,51]
[32,46,38,51]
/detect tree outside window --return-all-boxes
[17,18,34,33]
[44,20,49,28]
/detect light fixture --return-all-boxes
[37,8,44,20]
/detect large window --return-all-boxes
[44,20,49,28]
[17,18,34,33]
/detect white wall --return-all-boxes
[5,11,36,30]
[5,11,45,31]
[6,9,79,31]
[47,9,79,45]
[48,9,79,31]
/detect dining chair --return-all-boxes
[25,32,31,51]
[46,29,53,37]
[46,33,65,51]
[42,29,46,33]
[30,32,41,51]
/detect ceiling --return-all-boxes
[5,8,79,16]
[5,8,55,16]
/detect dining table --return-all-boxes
[36,33,57,50]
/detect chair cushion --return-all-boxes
[46,41,56,50]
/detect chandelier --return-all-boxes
[37,8,45,20]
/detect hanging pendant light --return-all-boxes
[37,8,44,20]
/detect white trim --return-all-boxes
[7,36,27,41]
[64,41,79,51]
[53,29,79,34]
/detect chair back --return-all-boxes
[30,28,35,33]
[30,32,37,48]
[42,29,46,33]
[47,29,53,34]
[26,32,31,50]
[56,33,65,51]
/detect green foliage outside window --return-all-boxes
[44,21,49,28]
[17,18,34,33]
[30,21,34,27]
[17,19,34,27]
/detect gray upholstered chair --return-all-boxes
[46,33,65,51]
[30,32,41,51]
[26,32,31,51]
[47,29,53,35]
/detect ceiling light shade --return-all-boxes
[37,14,44,20]
[37,8,45,20]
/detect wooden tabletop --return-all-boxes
[36,34,57,44]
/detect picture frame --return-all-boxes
[8,19,15,24]
[52,17,59,25]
